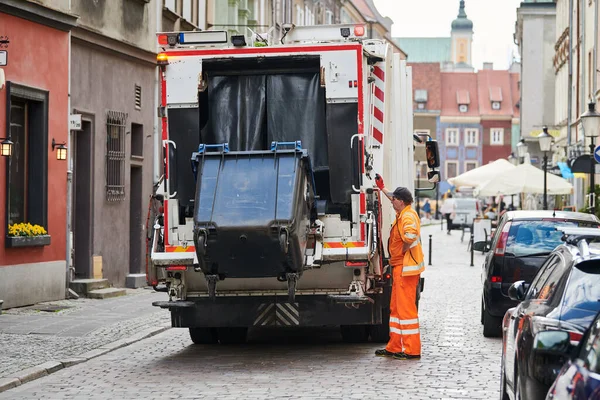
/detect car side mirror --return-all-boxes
[472,241,490,252]
[427,171,440,183]
[532,330,571,356]
[425,140,440,169]
[508,280,527,302]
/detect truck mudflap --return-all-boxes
[152,294,385,327]
[190,142,314,281]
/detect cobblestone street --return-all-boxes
[0,223,502,399]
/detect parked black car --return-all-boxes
[500,227,600,400]
[547,309,600,399]
[474,210,600,337]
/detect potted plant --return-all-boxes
[6,222,51,248]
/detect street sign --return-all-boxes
[595,145,600,163]
[0,51,6,66]
[595,163,600,174]
[69,114,82,131]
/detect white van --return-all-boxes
[451,197,483,228]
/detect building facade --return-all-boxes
[0,0,77,308]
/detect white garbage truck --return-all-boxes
[147,23,440,344]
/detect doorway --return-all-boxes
[129,165,143,274]
[72,119,93,279]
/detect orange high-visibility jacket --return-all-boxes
[388,206,425,276]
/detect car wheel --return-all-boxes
[500,357,509,400]
[483,308,502,337]
[481,298,484,325]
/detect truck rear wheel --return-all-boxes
[368,307,390,343]
[189,328,218,344]
[340,325,369,343]
[217,327,248,344]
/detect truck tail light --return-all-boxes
[166,265,187,271]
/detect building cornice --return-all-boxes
[440,116,481,124]
[0,0,78,32]
[414,110,440,117]
[479,115,514,121]
[72,26,157,66]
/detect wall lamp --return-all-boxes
[51,138,67,160]
[0,137,13,157]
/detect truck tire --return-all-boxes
[368,307,390,343]
[217,327,248,345]
[189,328,218,344]
[340,325,370,343]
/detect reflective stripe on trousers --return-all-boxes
[386,272,421,356]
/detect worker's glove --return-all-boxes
[375,174,385,190]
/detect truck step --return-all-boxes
[327,295,374,304]
[87,288,127,299]
[69,279,110,296]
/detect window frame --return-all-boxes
[445,128,459,146]
[5,81,49,234]
[465,128,479,146]
[445,160,459,180]
[465,161,478,172]
[491,128,504,145]
[105,111,128,202]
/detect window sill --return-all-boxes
[5,235,51,248]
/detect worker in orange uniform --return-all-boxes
[374,174,424,360]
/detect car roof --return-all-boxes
[504,210,600,223]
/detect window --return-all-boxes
[490,128,504,145]
[492,101,501,110]
[165,0,175,12]
[5,82,49,230]
[106,111,128,202]
[325,9,333,24]
[445,128,459,146]
[445,161,458,179]
[465,129,478,146]
[526,254,561,300]
[465,161,478,172]
[415,162,427,179]
[459,104,468,113]
[417,103,425,110]
[340,9,351,24]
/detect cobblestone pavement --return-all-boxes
[1,223,502,399]
[0,289,171,379]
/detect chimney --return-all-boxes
[483,62,494,70]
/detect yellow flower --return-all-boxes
[7,222,47,237]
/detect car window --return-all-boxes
[490,215,506,247]
[562,261,600,312]
[505,220,593,257]
[526,254,561,300]
[582,319,600,373]
[536,256,568,301]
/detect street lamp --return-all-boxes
[580,101,600,214]
[0,137,13,157]
[516,138,528,162]
[537,127,553,210]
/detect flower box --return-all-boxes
[5,235,51,248]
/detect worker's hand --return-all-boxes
[375,174,385,190]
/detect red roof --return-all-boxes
[440,72,479,117]
[477,70,515,117]
[409,63,442,111]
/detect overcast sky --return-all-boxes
[372,0,523,71]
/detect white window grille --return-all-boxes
[465,129,478,146]
[491,128,504,145]
[446,128,459,146]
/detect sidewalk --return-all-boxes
[0,288,171,392]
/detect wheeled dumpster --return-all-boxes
[191,142,315,281]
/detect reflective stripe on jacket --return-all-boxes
[388,206,425,276]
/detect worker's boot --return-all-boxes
[393,352,421,360]
[374,349,398,358]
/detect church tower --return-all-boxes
[451,0,474,67]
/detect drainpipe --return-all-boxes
[65,0,73,296]
[581,0,586,106]
[594,0,598,98]
[153,0,161,185]
[568,0,574,146]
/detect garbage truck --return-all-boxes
[147,23,441,344]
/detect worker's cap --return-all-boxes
[392,187,413,204]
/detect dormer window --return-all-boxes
[415,89,428,111]
[490,87,503,111]
[456,90,470,113]
[492,101,501,110]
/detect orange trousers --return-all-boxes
[385,270,421,356]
